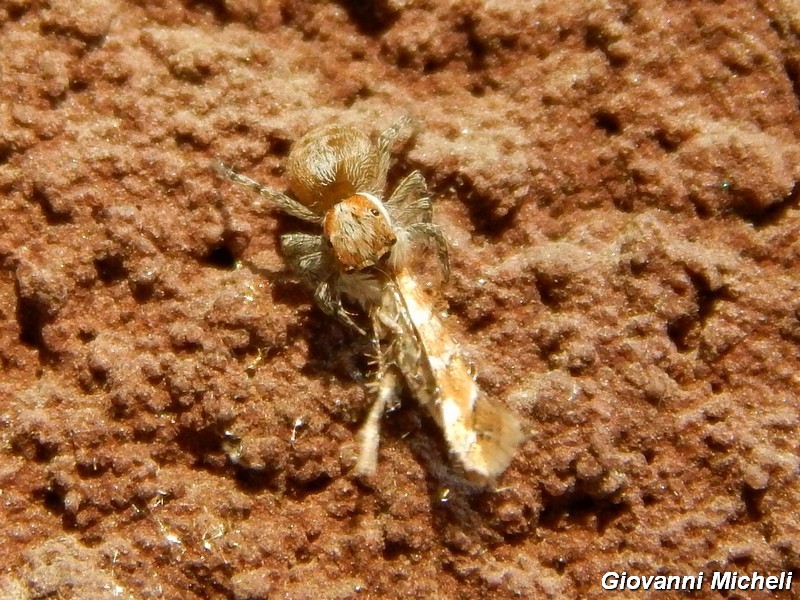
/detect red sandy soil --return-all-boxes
[1,1,799,598]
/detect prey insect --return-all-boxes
[355,268,524,484]
[215,119,522,484]
[214,118,448,334]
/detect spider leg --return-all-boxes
[314,280,366,335]
[407,222,450,280]
[213,161,322,224]
[280,233,328,281]
[386,170,432,225]
[281,233,365,333]
[375,116,414,193]
[281,233,322,283]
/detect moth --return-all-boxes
[355,268,524,484]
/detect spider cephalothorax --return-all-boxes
[216,119,448,332]
[323,192,396,272]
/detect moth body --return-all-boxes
[358,270,524,484]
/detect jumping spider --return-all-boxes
[215,118,449,333]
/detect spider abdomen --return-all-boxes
[288,125,382,213]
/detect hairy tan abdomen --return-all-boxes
[288,125,381,212]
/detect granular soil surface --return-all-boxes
[1,1,799,598]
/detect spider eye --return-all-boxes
[369,208,380,217]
